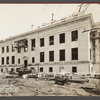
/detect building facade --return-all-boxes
[0,12,97,75]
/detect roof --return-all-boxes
[93,22,100,27]
[0,12,94,43]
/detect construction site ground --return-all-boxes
[0,76,100,96]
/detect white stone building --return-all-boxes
[0,12,99,75]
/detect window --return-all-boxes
[59,67,64,72]
[59,49,65,61]
[24,40,28,46]
[12,56,15,64]
[59,33,65,43]
[24,40,28,52]
[7,46,9,53]
[49,51,54,61]
[12,45,14,52]
[24,47,28,52]
[18,59,20,64]
[71,30,78,41]
[6,57,9,64]
[2,47,4,53]
[31,39,35,51]
[32,57,35,63]
[40,38,44,47]
[11,68,14,72]
[40,52,44,62]
[40,67,43,72]
[72,67,77,73]
[49,67,53,72]
[49,36,54,45]
[72,48,78,60]
[2,57,4,65]
[18,48,21,53]
[1,68,3,72]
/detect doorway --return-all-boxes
[24,60,28,68]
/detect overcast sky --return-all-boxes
[0,4,100,40]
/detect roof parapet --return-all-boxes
[0,12,93,43]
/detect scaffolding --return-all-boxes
[14,38,28,49]
[83,28,100,85]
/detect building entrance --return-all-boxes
[24,60,28,68]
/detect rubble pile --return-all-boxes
[0,78,20,96]
[0,73,100,96]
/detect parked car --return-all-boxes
[54,73,71,85]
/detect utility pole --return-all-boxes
[78,4,83,12]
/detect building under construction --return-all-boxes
[0,11,100,75]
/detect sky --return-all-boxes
[0,4,100,40]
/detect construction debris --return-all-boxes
[0,71,100,96]
[69,75,89,83]
[0,72,100,96]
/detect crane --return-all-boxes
[72,4,90,15]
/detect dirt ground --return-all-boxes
[0,76,100,96]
